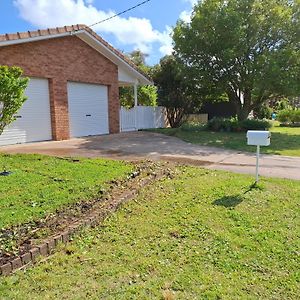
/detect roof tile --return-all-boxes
[39,29,49,36]
[18,32,29,39]
[29,30,40,38]
[48,28,58,35]
[7,33,19,40]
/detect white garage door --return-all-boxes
[0,78,52,146]
[67,82,109,137]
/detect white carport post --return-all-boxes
[134,82,138,107]
[134,80,138,130]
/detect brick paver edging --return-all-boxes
[0,173,164,276]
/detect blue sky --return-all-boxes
[0,0,196,65]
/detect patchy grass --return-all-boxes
[1,167,299,299]
[150,126,300,156]
[0,154,132,228]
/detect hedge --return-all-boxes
[206,117,272,132]
[277,109,300,124]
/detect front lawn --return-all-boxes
[0,154,132,228]
[150,126,300,156]
[1,167,299,299]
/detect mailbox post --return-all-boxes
[246,130,271,183]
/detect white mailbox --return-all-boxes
[246,130,271,183]
[247,130,271,146]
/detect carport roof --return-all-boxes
[0,24,153,86]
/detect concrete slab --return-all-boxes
[1,131,299,180]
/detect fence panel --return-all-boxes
[120,107,136,132]
[120,106,165,132]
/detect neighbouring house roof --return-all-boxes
[0,24,152,85]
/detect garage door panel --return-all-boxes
[0,78,52,146]
[67,82,109,138]
[0,127,27,146]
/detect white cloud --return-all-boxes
[13,0,172,56]
[180,0,198,23]
[158,26,173,56]
[184,0,198,5]
[179,10,192,23]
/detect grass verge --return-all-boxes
[0,154,132,228]
[149,126,300,156]
[1,167,299,299]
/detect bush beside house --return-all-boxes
[206,117,272,132]
[277,109,300,126]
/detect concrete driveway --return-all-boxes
[1,131,299,180]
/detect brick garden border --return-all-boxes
[0,172,165,276]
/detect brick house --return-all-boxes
[0,24,152,146]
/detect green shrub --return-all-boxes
[239,119,272,130]
[228,117,239,131]
[206,117,235,132]
[180,122,205,132]
[277,110,291,123]
[291,110,300,123]
[254,104,272,119]
[206,117,272,132]
[277,109,300,123]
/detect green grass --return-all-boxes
[150,126,300,156]
[1,167,299,299]
[0,154,132,228]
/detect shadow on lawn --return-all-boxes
[213,195,244,208]
[213,183,264,208]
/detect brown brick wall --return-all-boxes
[0,35,120,140]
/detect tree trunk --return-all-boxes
[227,88,252,121]
[237,89,252,121]
[227,89,242,118]
[237,106,251,121]
[166,107,185,128]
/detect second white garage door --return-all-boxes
[67,82,109,137]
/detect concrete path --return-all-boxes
[1,131,299,180]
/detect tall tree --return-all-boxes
[0,66,29,135]
[173,0,300,120]
[128,50,148,66]
[153,55,200,128]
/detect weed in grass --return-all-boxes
[162,289,176,300]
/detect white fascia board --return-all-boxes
[74,30,153,86]
[0,32,72,47]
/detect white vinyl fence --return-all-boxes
[120,106,166,132]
